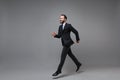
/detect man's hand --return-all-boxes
[52,32,57,37]
[76,40,80,44]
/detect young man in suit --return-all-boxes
[52,14,82,76]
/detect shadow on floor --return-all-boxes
[52,70,84,79]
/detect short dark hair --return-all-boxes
[61,14,67,20]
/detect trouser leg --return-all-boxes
[57,46,69,72]
[68,47,80,66]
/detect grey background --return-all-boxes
[0,0,120,72]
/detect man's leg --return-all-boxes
[52,46,69,76]
[57,46,70,72]
[68,47,82,72]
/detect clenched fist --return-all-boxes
[51,32,57,37]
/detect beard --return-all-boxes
[60,20,65,24]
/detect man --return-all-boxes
[52,14,82,76]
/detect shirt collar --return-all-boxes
[62,22,66,26]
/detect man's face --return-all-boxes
[59,16,66,24]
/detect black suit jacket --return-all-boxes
[54,23,80,47]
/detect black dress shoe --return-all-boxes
[76,63,82,72]
[52,71,61,76]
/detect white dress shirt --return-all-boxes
[62,23,66,30]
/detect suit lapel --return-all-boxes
[60,23,67,35]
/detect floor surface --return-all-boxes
[0,67,120,80]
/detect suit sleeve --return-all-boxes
[54,26,62,38]
[70,24,80,41]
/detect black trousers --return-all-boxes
[57,46,80,72]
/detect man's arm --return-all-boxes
[70,24,80,43]
[52,26,62,38]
